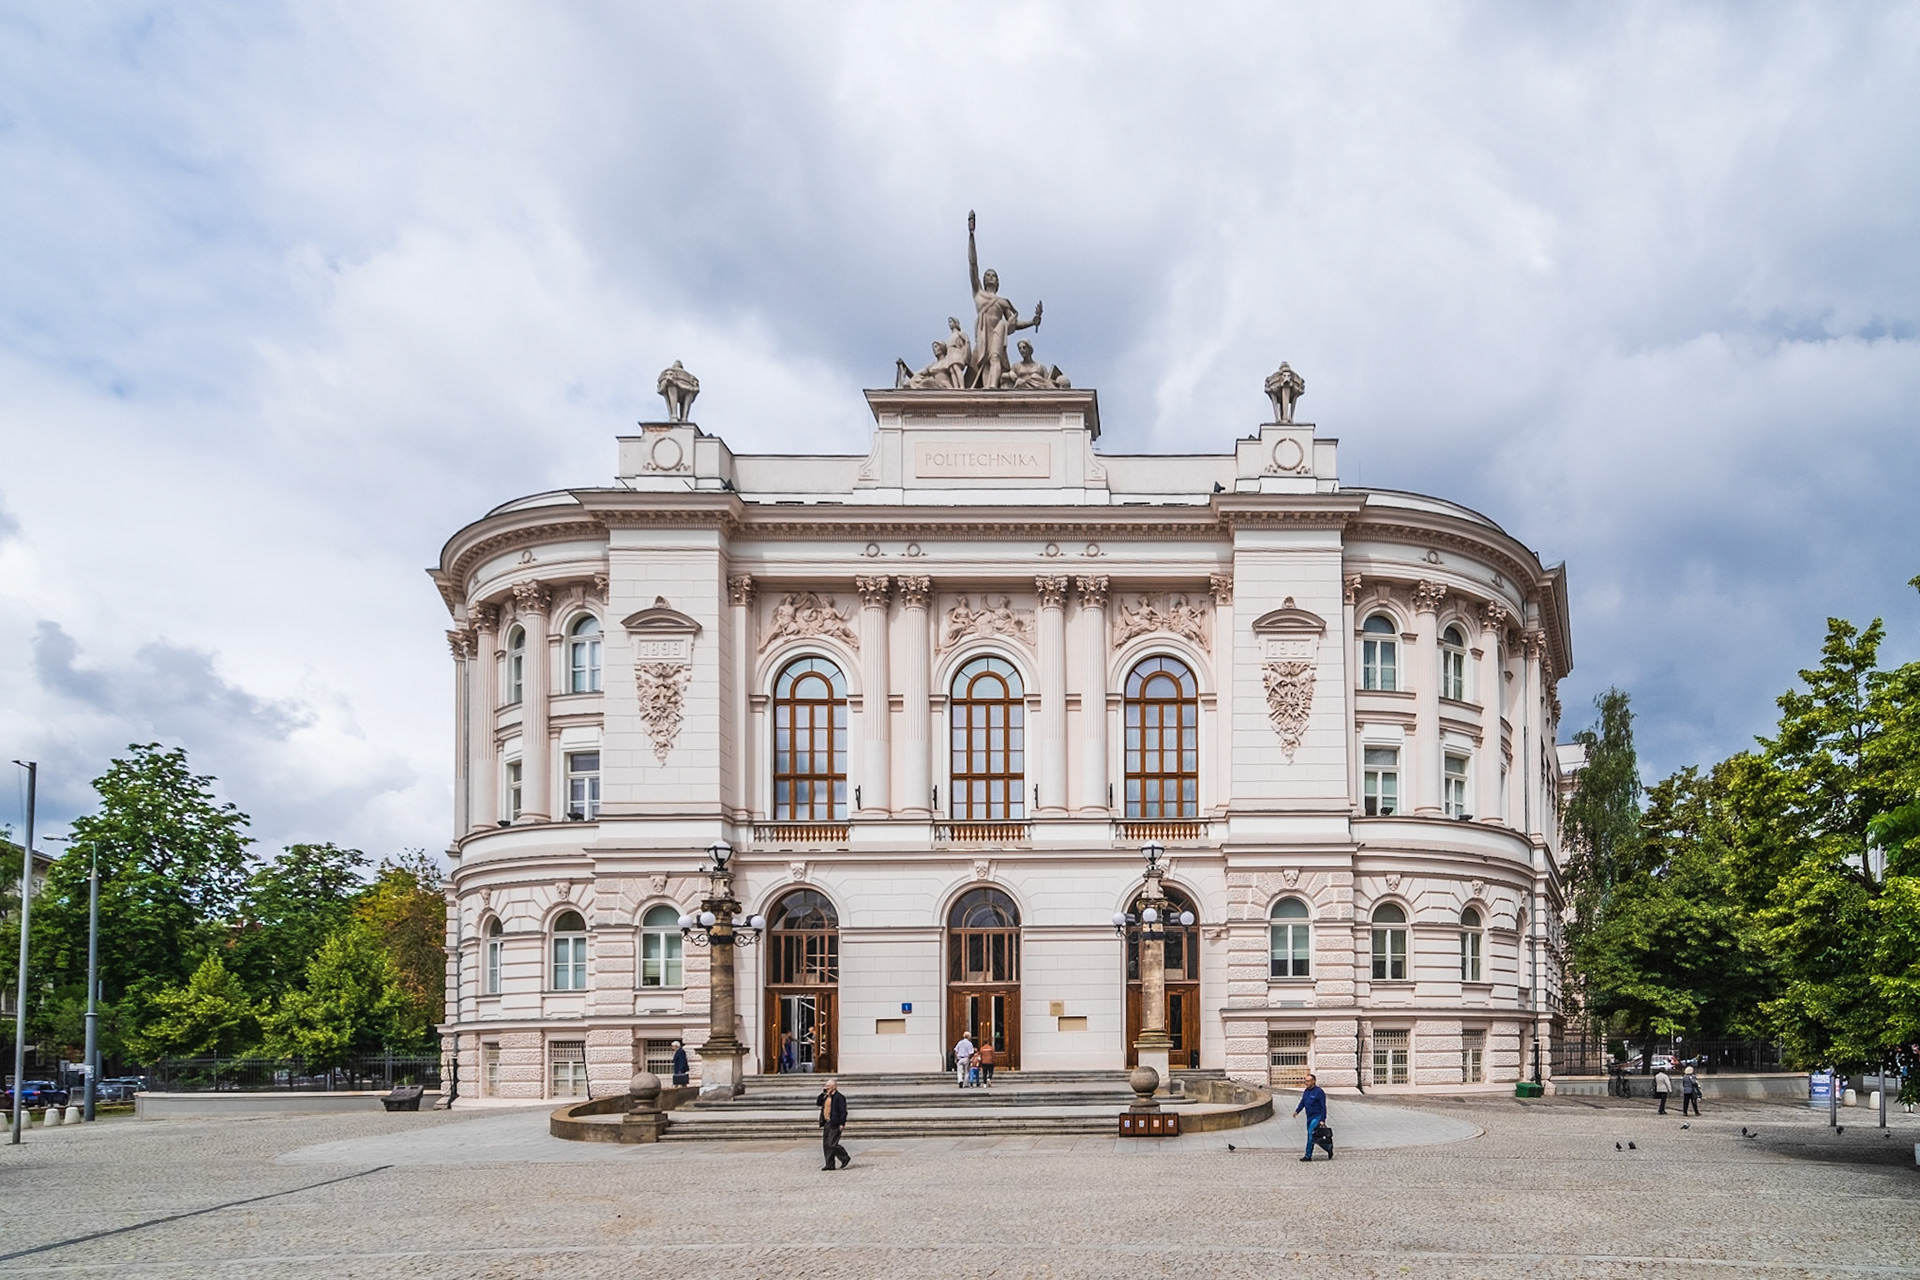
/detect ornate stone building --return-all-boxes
[433,225,1571,1100]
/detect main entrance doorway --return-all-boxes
[1124,886,1201,1069]
[765,889,838,1073]
[946,887,1021,1069]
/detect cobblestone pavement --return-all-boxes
[1,1095,1916,1278]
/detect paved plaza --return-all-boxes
[1,1093,1915,1277]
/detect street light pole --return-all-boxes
[83,841,99,1122]
[1110,844,1194,1097]
[10,760,36,1145]
[677,845,765,1100]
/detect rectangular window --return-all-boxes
[1372,927,1408,980]
[1373,1029,1410,1085]
[504,650,524,706]
[504,760,523,822]
[1461,928,1483,982]
[552,935,587,991]
[1362,638,1398,691]
[566,751,600,820]
[1462,1029,1485,1083]
[643,1039,679,1078]
[1363,747,1399,816]
[482,1043,501,1096]
[1269,922,1310,979]
[1442,648,1467,701]
[1268,1030,1312,1087]
[548,1041,587,1098]
[1444,754,1470,820]
[485,939,502,994]
[640,929,684,988]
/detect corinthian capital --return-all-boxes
[1208,573,1234,606]
[1343,574,1363,606]
[727,573,755,606]
[854,575,892,608]
[1034,574,1068,609]
[1480,601,1509,634]
[512,581,551,615]
[1075,575,1110,609]
[446,626,476,660]
[1412,580,1447,614]
[896,575,932,609]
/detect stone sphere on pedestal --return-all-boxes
[1129,1065,1160,1105]
[629,1070,663,1106]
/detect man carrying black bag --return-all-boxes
[1294,1073,1331,1161]
[816,1078,850,1171]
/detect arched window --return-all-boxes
[1269,898,1311,979]
[948,887,1020,982]
[504,625,527,705]
[1460,906,1483,983]
[1371,902,1408,981]
[950,657,1024,821]
[639,904,683,988]
[568,615,602,694]
[773,658,849,821]
[1124,657,1198,818]
[1361,614,1398,692]
[551,910,587,991]
[1441,624,1468,701]
[768,889,839,985]
[484,918,504,994]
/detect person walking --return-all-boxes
[1680,1065,1702,1116]
[816,1078,850,1171]
[953,1034,975,1088]
[670,1041,690,1088]
[780,1033,796,1074]
[978,1040,996,1088]
[1653,1064,1672,1115]
[1294,1072,1329,1162]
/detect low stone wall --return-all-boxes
[136,1091,443,1118]
[1553,1073,1806,1101]
[1172,1079,1273,1131]
[549,1085,700,1142]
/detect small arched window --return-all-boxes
[504,626,527,706]
[551,909,587,991]
[639,904,683,988]
[1362,615,1398,691]
[1460,906,1483,982]
[773,657,849,821]
[568,615,602,694]
[950,657,1025,821]
[1124,657,1199,818]
[1371,902,1408,981]
[949,887,1020,982]
[1269,898,1311,979]
[484,918,504,994]
[1441,624,1468,701]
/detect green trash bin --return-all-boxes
[1515,1081,1543,1098]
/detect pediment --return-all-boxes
[1251,599,1327,635]
[621,598,702,637]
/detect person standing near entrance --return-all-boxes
[1680,1066,1702,1116]
[670,1041,690,1088]
[816,1078,850,1171]
[953,1034,975,1088]
[1653,1065,1672,1115]
[1294,1073,1329,1162]
[978,1040,996,1087]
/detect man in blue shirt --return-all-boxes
[1293,1072,1329,1161]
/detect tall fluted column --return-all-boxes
[1208,573,1233,816]
[514,581,553,823]
[1523,629,1545,838]
[448,624,474,837]
[1036,575,1068,815]
[1343,575,1362,813]
[897,576,932,816]
[1411,581,1446,816]
[854,575,893,816]
[1076,575,1111,814]
[728,575,756,818]
[1476,604,1507,825]
[468,606,499,830]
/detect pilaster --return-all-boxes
[855,575,893,815]
[1076,575,1110,814]
[897,575,933,816]
[1036,574,1069,815]
[514,582,553,822]
[1411,580,1446,816]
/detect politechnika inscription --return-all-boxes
[913,440,1053,479]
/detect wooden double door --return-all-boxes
[947,986,1020,1070]
[1125,982,1201,1069]
[767,989,837,1074]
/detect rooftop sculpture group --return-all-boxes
[895,212,1069,392]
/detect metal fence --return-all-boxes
[148,1055,442,1092]
[1556,1034,1786,1078]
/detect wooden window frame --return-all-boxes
[949,657,1025,822]
[773,658,850,822]
[1124,657,1200,819]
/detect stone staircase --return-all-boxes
[658,1069,1229,1142]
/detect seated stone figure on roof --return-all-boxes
[1010,339,1069,390]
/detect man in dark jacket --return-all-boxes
[816,1078,850,1171]
[1294,1073,1329,1162]
[670,1041,690,1087]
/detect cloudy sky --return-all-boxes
[3,3,1916,858]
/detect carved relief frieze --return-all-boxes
[1111,593,1210,652]
[942,595,1034,649]
[1261,660,1315,761]
[759,592,859,654]
[635,661,692,763]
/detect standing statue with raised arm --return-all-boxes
[967,211,1042,389]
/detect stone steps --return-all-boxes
[661,1111,1123,1141]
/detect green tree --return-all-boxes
[0,744,253,1059]
[228,843,368,1000]
[1560,688,1643,1023]
[124,952,258,1059]
[260,921,414,1068]
[351,850,445,1050]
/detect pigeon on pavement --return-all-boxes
[1627,1141,1637,1150]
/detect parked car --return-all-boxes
[94,1080,138,1103]
[3,1081,71,1111]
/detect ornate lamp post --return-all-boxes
[677,843,764,1098]
[1111,843,1195,1097]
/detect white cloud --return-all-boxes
[1,1,1916,846]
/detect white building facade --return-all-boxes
[434,381,1572,1101]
